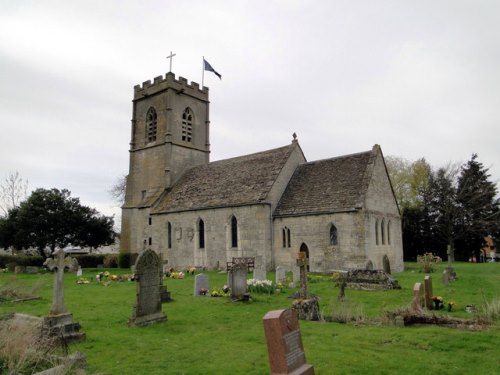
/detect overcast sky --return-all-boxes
[1,0,499,229]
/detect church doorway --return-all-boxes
[299,243,310,271]
[382,255,391,274]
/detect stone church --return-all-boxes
[120,72,404,273]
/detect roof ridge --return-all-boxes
[303,149,371,166]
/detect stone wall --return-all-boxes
[151,204,273,271]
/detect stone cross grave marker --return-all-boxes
[424,276,433,309]
[129,249,166,326]
[412,282,424,313]
[276,266,286,285]
[263,309,315,375]
[228,262,248,301]
[43,249,79,315]
[193,274,209,296]
[296,252,309,299]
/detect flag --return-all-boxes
[203,58,222,79]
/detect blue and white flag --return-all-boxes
[203,58,221,79]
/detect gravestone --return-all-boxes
[129,249,166,326]
[253,266,267,281]
[193,274,209,296]
[412,282,424,313]
[263,309,315,375]
[292,265,300,287]
[424,276,433,309]
[228,263,249,301]
[42,249,85,342]
[442,269,450,286]
[276,266,286,285]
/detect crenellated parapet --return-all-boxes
[133,72,208,101]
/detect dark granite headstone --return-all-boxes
[263,309,315,375]
[129,249,166,326]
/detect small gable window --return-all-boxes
[146,107,157,143]
[231,216,238,248]
[199,219,205,249]
[330,224,338,246]
[182,108,193,142]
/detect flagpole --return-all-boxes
[202,56,205,88]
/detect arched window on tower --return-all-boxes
[231,216,238,248]
[182,108,193,142]
[146,107,157,143]
[198,219,205,249]
[330,224,338,246]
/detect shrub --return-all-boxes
[73,254,106,268]
[417,252,441,273]
[103,254,118,268]
[118,252,131,268]
[0,255,44,268]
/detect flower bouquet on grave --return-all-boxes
[199,288,208,296]
[76,277,90,284]
[432,296,444,310]
[447,300,455,312]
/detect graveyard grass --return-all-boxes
[1,262,499,374]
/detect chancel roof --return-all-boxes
[273,149,376,217]
[153,144,296,213]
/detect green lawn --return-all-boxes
[1,262,499,374]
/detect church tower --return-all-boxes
[120,73,210,254]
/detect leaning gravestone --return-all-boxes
[42,249,85,342]
[129,249,166,326]
[193,274,209,296]
[228,263,249,301]
[263,309,315,375]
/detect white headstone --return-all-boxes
[275,266,285,284]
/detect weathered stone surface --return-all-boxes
[228,263,248,301]
[412,282,424,313]
[339,269,400,290]
[292,297,321,321]
[276,266,286,284]
[129,249,166,326]
[263,309,315,375]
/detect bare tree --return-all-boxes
[0,171,29,216]
[109,174,127,206]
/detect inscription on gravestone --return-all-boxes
[129,249,166,326]
[263,309,315,375]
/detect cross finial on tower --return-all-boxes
[166,51,176,72]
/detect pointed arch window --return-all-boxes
[330,224,338,246]
[387,220,391,245]
[167,222,172,249]
[198,219,205,249]
[146,107,157,142]
[375,219,380,246]
[182,108,193,142]
[282,228,286,248]
[231,216,238,248]
[381,219,386,245]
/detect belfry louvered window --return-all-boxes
[146,107,157,142]
[182,108,193,142]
